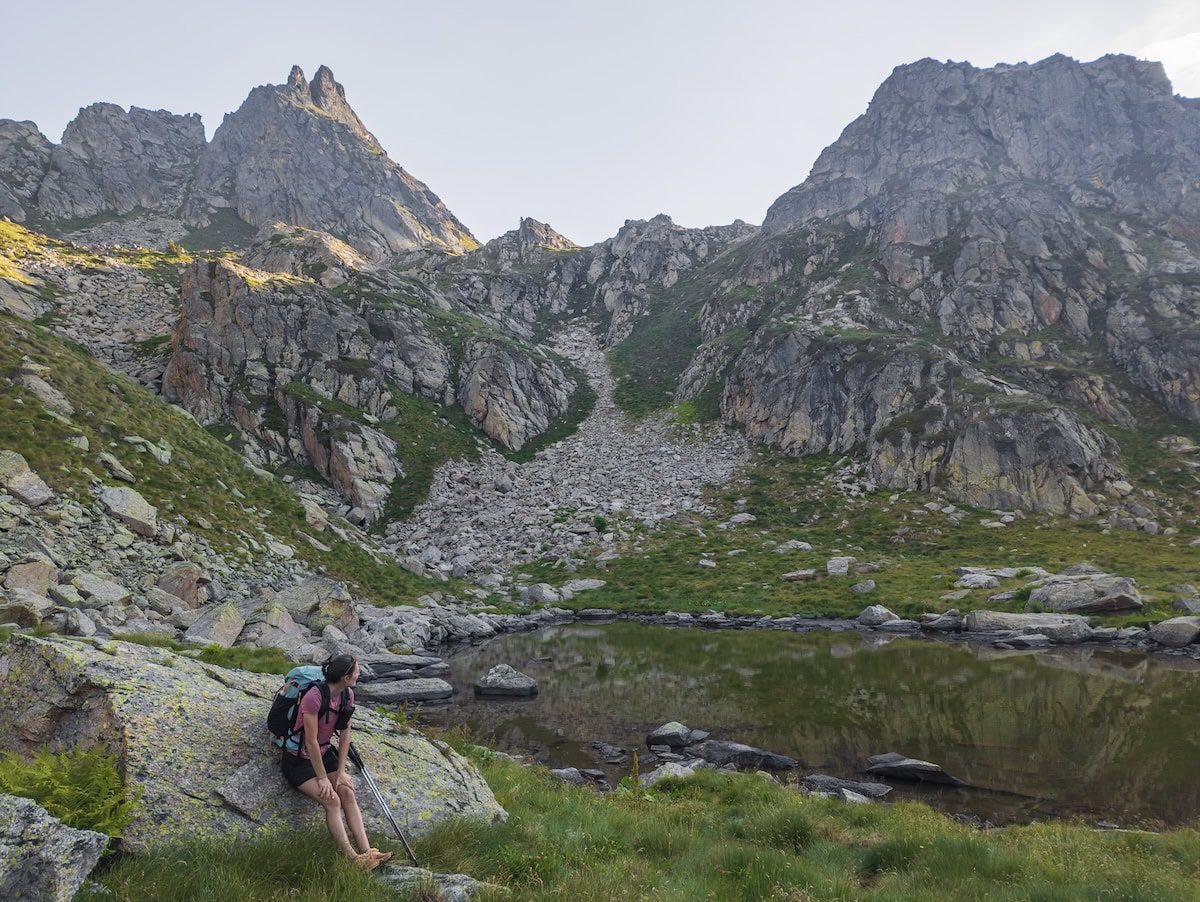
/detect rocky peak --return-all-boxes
[764,53,1200,233]
[184,64,477,259]
[308,65,377,146]
[28,103,205,221]
[478,217,579,270]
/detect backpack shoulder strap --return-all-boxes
[316,681,333,722]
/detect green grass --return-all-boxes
[179,209,259,253]
[75,741,1200,901]
[609,266,716,418]
[113,633,295,674]
[78,824,418,902]
[522,448,1200,623]
[0,314,436,607]
[412,746,1200,901]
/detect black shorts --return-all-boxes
[281,745,340,790]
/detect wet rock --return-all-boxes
[338,676,454,704]
[800,774,892,799]
[684,739,799,771]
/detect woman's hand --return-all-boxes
[316,776,336,801]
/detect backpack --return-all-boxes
[267,665,351,753]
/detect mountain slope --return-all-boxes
[632,53,1200,517]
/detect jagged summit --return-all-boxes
[0,65,476,259]
[184,64,477,258]
[764,53,1200,233]
[283,64,380,149]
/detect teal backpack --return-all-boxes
[267,665,350,752]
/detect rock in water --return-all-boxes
[474,663,539,697]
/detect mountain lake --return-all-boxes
[422,621,1200,827]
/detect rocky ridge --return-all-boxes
[0,65,475,260]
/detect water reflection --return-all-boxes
[421,623,1200,826]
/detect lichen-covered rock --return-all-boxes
[1148,617,1200,648]
[1027,575,1143,614]
[0,793,109,902]
[0,635,504,851]
[963,610,1093,643]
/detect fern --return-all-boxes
[0,746,140,843]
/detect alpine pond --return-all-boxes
[426,622,1200,827]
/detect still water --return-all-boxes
[422,622,1200,827]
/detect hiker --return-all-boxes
[280,654,392,869]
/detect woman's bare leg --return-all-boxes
[298,778,356,858]
[335,781,371,854]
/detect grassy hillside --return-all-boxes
[0,313,434,606]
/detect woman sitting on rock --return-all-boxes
[281,654,392,869]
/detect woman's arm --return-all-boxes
[302,711,335,800]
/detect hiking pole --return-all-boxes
[347,742,420,866]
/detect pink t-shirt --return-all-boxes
[295,685,354,759]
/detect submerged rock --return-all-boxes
[866,752,965,786]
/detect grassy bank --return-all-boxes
[79,740,1200,901]
[519,447,1200,625]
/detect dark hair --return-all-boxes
[322,654,356,683]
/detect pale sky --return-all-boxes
[4,1,1199,246]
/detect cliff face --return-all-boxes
[685,54,1200,513]
[161,249,574,523]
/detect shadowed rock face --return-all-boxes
[0,120,54,222]
[183,65,477,259]
[0,635,505,850]
[37,104,207,220]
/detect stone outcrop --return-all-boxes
[0,635,505,850]
[184,65,477,259]
[722,332,1118,513]
[162,255,578,521]
[0,120,54,223]
[36,104,206,221]
[0,793,109,902]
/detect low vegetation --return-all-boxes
[0,746,138,848]
[520,447,1200,624]
[77,739,1200,901]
